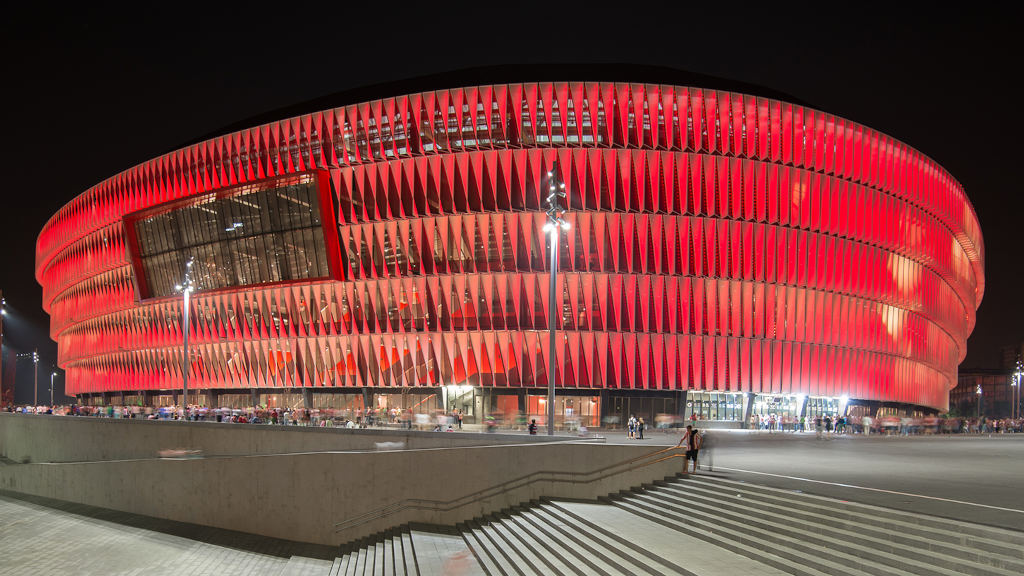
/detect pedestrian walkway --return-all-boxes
[0,492,337,576]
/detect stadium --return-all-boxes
[35,65,985,427]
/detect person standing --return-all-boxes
[676,425,691,470]
[528,419,537,435]
[676,425,702,473]
[637,417,645,440]
[686,426,702,473]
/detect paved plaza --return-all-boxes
[0,492,336,576]
[606,428,1024,531]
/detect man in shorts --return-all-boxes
[676,425,702,473]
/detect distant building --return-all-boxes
[1000,342,1024,371]
[34,66,985,425]
[953,369,1017,419]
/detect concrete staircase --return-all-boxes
[330,475,1024,575]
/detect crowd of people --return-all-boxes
[747,412,1024,435]
[6,403,1024,437]
[3,403,473,431]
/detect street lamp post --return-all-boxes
[176,257,196,420]
[1,293,5,404]
[1012,356,1022,420]
[976,384,982,420]
[32,349,38,407]
[542,161,569,436]
[50,371,57,407]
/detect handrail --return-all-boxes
[333,445,684,534]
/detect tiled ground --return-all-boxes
[0,492,337,576]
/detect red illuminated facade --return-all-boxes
[35,74,985,420]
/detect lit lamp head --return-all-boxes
[178,256,197,295]
[544,162,570,234]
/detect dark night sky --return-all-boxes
[1,7,1021,401]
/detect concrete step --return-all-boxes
[409,529,484,575]
[379,539,392,575]
[688,476,1024,551]
[664,480,1024,575]
[515,507,626,575]
[277,555,335,575]
[378,537,389,569]
[548,499,793,576]
[341,545,360,576]
[611,492,879,576]
[465,519,521,576]
[370,542,382,576]
[475,515,543,576]
[536,503,681,575]
[364,542,379,576]
[632,488,970,576]
[371,537,385,575]
[399,531,418,576]
[682,476,1024,567]
[493,510,582,575]
[331,474,1024,576]
[499,508,592,576]
[390,534,408,576]
[491,512,568,574]
[526,503,666,575]
[461,520,508,576]
[329,557,346,576]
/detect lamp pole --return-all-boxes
[33,349,38,407]
[0,293,5,407]
[1012,356,1022,420]
[543,161,568,436]
[976,384,982,420]
[178,257,195,420]
[50,371,57,407]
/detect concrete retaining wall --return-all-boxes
[0,414,682,546]
[0,413,581,463]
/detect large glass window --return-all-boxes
[128,173,330,299]
[685,391,747,422]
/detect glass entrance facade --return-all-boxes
[525,394,600,429]
[606,394,679,429]
[684,391,745,422]
[804,396,841,419]
[441,385,477,422]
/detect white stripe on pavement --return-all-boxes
[710,466,1024,514]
